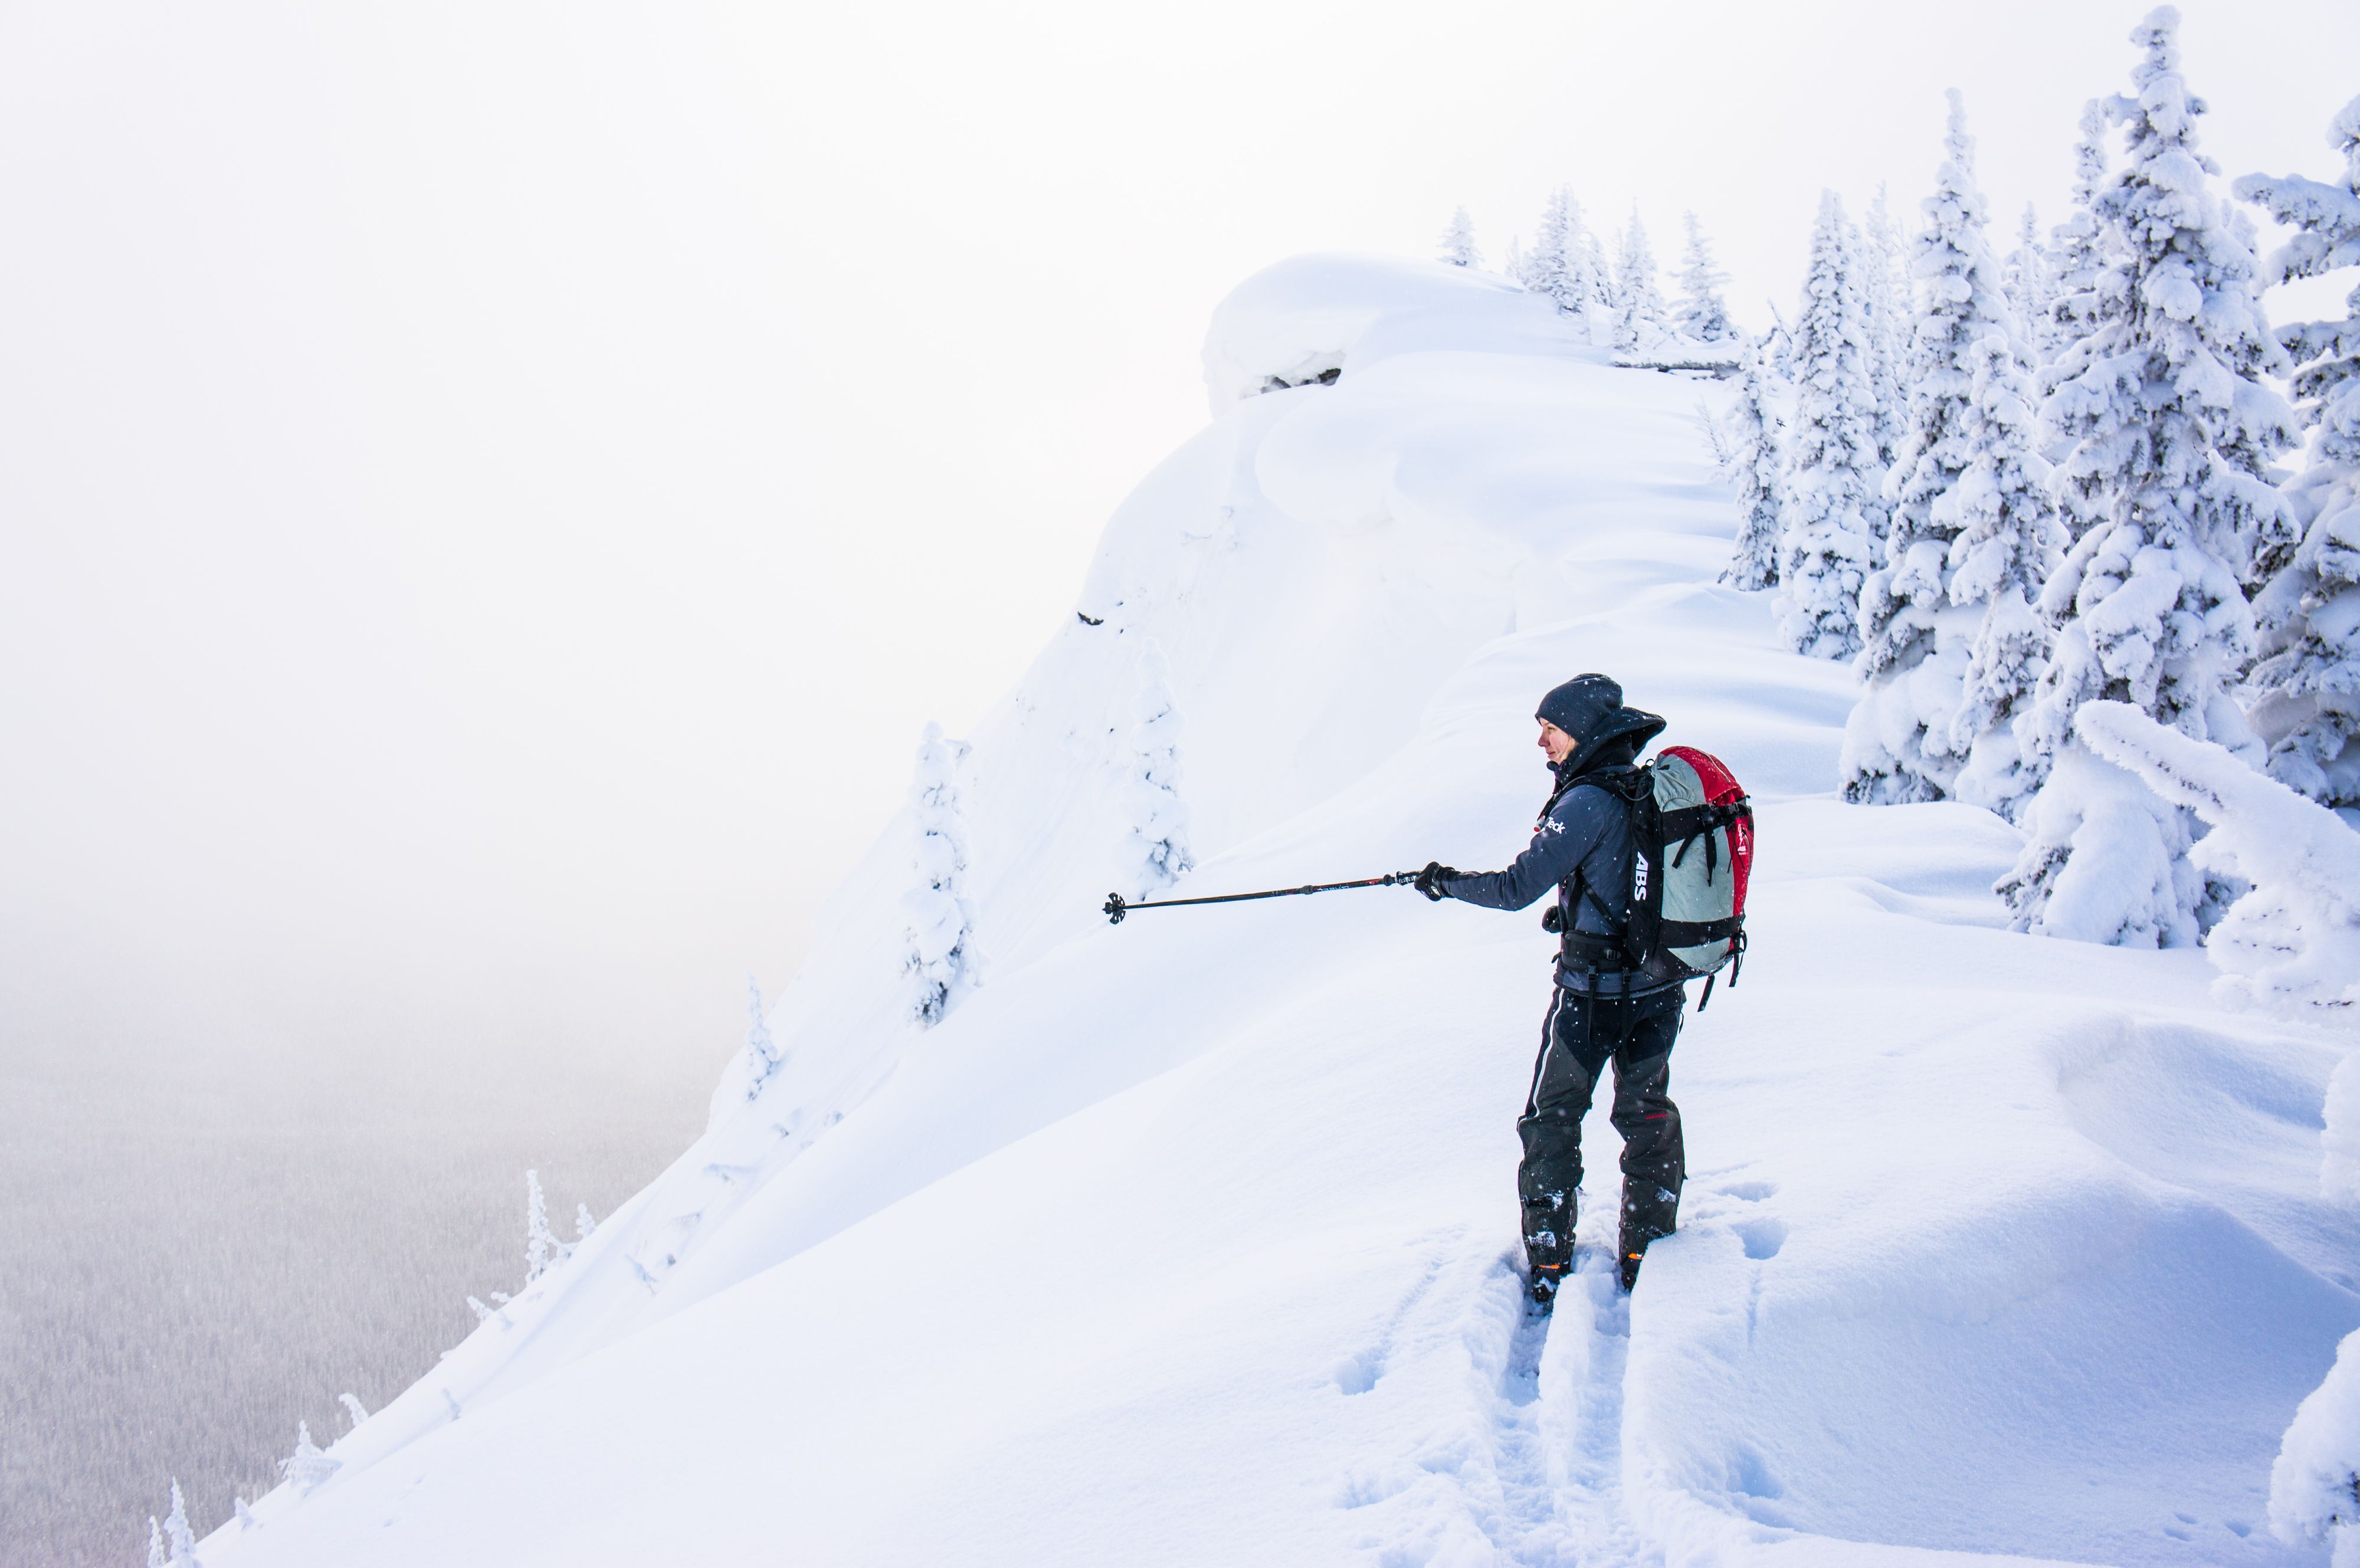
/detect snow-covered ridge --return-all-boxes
[1200,251,1591,409]
[201,255,2359,1567]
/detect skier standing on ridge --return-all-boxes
[1413,675,1696,1308]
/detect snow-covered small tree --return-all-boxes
[163,1480,196,1565]
[1524,187,1601,325]
[1122,642,1194,901]
[279,1421,339,1494]
[1578,227,1613,312]
[1846,92,2057,808]
[902,721,979,1026]
[575,1202,597,1243]
[2002,204,2053,352]
[1612,208,1670,352]
[1523,191,1566,302]
[1761,302,1797,380]
[1673,211,1735,343]
[1515,217,1549,293]
[1502,235,1525,287]
[1776,191,1882,659]
[1860,186,1913,474]
[147,1517,165,1568]
[339,1392,368,1432]
[1438,205,1481,268]
[1719,335,1784,590]
[1999,6,2300,945]
[739,975,782,1100]
[2236,95,2360,809]
[523,1169,555,1284]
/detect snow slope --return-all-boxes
[203,255,2359,1567]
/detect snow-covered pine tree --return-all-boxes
[1761,301,1797,380]
[1846,92,2057,808]
[1720,334,1784,591]
[2046,100,2113,376]
[1502,235,1525,287]
[1579,226,1614,314]
[1860,186,1913,475]
[1520,205,1558,294]
[1776,191,1882,659]
[575,1202,597,1242]
[147,1518,165,1568]
[279,1421,339,1494]
[1613,208,1670,352]
[902,721,979,1026]
[2235,94,2360,810]
[1525,187,1599,324]
[1524,192,1567,303]
[2002,204,2053,353]
[1998,5,2300,946]
[1438,205,1481,268]
[524,1169,555,1284]
[1123,641,1194,901]
[1673,211,1735,343]
[339,1392,368,1431]
[1946,323,2066,822]
[163,1480,196,1564]
[739,974,782,1100]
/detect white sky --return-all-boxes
[3,0,2355,1080]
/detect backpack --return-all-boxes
[1546,745,1754,1008]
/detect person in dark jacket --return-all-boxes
[1414,673,1684,1306]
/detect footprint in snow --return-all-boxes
[1735,1217,1788,1261]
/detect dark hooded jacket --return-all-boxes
[1440,674,1670,995]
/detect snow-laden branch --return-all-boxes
[2073,699,2360,1016]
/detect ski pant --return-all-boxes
[1516,982,1686,1273]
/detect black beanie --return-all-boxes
[1535,674,1624,739]
[1536,674,1667,779]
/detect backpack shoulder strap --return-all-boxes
[1553,764,1653,969]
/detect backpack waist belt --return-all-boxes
[1562,917,1738,966]
[1558,929,1635,972]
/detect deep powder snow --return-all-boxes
[195,255,2359,1568]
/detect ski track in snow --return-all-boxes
[1475,1239,1653,1568]
[1348,1221,1657,1568]
[1476,1258,1562,1564]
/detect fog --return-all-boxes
[3,0,2355,1560]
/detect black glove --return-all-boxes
[1414,861,1458,901]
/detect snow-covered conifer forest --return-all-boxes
[18,4,2360,1567]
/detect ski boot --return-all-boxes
[1522,1187,1576,1314]
[1618,1220,1676,1291]
[1619,1180,1680,1293]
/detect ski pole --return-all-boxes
[1104,871,1422,924]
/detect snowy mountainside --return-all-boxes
[206,256,2358,1567]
